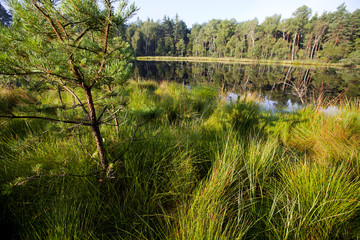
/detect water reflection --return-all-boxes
[259,98,278,112]
[134,61,360,107]
[225,93,301,113]
[226,92,239,104]
[320,106,340,116]
[226,93,339,115]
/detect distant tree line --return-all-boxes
[1,2,359,64]
[125,14,189,57]
[125,4,360,64]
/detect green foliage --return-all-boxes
[342,39,360,65]
[127,4,359,63]
[0,0,135,88]
[320,41,349,62]
[127,15,189,57]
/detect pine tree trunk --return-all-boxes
[114,110,120,138]
[84,86,108,171]
[334,23,343,47]
[310,42,316,59]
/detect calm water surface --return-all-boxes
[134,61,360,111]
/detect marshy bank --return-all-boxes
[136,56,360,69]
[1,80,360,239]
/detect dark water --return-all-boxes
[133,61,360,110]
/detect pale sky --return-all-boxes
[132,0,360,26]
[1,0,360,27]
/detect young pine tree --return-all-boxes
[0,0,138,174]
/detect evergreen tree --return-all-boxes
[289,6,312,60]
[349,9,360,49]
[0,0,138,174]
[320,4,352,61]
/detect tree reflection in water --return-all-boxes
[134,61,360,108]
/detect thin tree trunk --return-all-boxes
[154,37,157,56]
[291,33,297,61]
[317,36,322,52]
[311,27,326,59]
[310,42,317,60]
[114,108,120,137]
[305,34,313,59]
[84,86,108,171]
[57,86,64,107]
[334,23,343,47]
[282,29,286,41]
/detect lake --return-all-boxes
[134,61,360,111]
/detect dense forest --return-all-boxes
[2,3,359,64]
[125,4,360,64]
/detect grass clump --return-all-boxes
[173,137,254,240]
[205,95,263,136]
[281,102,360,176]
[0,88,37,114]
[266,162,360,240]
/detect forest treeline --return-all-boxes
[125,4,360,64]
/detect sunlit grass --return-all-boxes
[0,81,359,239]
[266,161,360,240]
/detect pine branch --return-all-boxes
[117,3,139,26]
[96,2,112,76]
[32,0,64,42]
[0,114,92,126]
[0,71,43,76]
[43,0,71,40]
[97,105,108,122]
[67,44,99,54]
[0,69,79,86]
[14,170,105,187]
[114,117,155,162]
[74,27,92,43]
[99,105,123,124]
[60,82,90,120]
[49,72,80,85]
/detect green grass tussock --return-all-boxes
[0,88,37,114]
[267,162,360,239]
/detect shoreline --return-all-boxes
[136,56,359,69]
